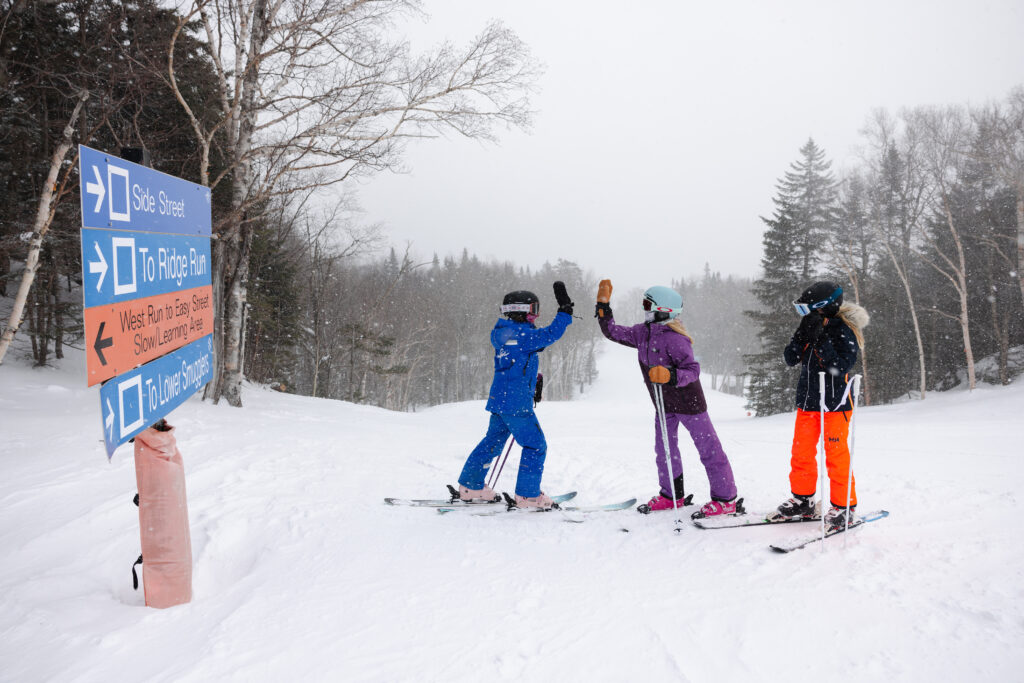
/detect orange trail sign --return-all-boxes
[84,284,214,386]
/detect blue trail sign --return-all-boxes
[81,228,211,308]
[98,335,213,456]
[79,145,211,236]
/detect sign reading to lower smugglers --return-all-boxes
[99,336,213,457]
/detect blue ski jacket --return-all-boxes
[784,315,859,412]
[485,312,572,416]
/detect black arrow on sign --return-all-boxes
[94,320,113,365]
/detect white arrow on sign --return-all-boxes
[85,165,105,213]
[105,398,114,441]
[89,242,108,292]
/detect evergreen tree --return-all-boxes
[745,139,840,416]
[781,139,840,280]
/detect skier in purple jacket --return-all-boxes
[596,280,740,518]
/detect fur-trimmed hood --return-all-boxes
[838,302,870,330]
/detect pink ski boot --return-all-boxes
[690,497,744,519]
[636,493,692,514]
[458,484,499,503]
[514,492,554,509]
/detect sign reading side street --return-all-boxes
[79,145,211,236]
[85,284,214,386]
[99,335,213,456]
[80,228,211,309]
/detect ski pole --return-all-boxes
[653,383,681,512]
[486,437,515,490]
[843,374,862,545]
[818,371,827,551]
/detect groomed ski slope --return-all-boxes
[2,344,1022,682]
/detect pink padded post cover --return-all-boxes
[134,424,192,608]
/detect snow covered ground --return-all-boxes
[2,343,1023,682]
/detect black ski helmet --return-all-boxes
[795,281,843,317]
[501,290,540,322]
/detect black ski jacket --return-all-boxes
[784,316,858,412]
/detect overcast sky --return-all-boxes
[354,0,1024,295]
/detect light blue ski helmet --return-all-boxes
[643,286,683,323]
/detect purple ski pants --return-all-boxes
[653,411,737,501]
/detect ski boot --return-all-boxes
[824,504,857,532]
[637,492,693,514]
[457,484,499,503]
[771,494,818,521]
[690,496,744,520]
[513,491,554,510]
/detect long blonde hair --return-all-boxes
[666,319,693,344]
[837,303,870,349]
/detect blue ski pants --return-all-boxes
[459,412,547,497]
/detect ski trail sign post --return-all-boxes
[79,145,214,457]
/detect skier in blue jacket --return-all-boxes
[457,282,574,509]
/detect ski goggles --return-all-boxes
[642,298,678,315]
[501,302,540,316]
[792,287,842,316]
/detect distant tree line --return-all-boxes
[241,201,600,410]
[746,90,1024,416]
[671,268,759,397]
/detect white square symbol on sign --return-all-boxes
[107,164,130,222]
[111,237,137,296]
[118,375,146,438]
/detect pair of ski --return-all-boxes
[687,506,890,552]
[384,486,636,519]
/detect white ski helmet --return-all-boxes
[643,286,682,323]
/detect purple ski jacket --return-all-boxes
[598,316,708,415]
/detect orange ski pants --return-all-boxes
[790,409,857,508]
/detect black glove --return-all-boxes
[793,311,824,347]
[595,302,613,319]
[553,281,574,316]
[534,373,544,404]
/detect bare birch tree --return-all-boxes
[861,109,932,398]
[908,105,978,390]
[166,0,539,406]
[973,87,1024,312]
[0,91,87,366]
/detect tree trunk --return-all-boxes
[941,199,976,391]
[204,236,226,400]
[218,224,253,407]
[1017,194,1024,313]
[0,92,87,366]
[885,244,927,398]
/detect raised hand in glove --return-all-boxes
[553,281,574,316]
[595,279,613,319]
[792,311,825,347]
[534,373,544,404]
[648,365,677,385]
